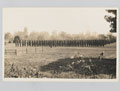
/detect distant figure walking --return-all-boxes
[99,51,104,60]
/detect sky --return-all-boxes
[3,8,114,35]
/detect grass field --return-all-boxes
[4,43,116,79]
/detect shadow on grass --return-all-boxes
[40,57,116,77]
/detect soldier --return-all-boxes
[15,40,18,47]
[19,40,22,47]
[99,51,104,60]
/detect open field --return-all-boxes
[4,43,116,79]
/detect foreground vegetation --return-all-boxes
[4,57,116,79]
[4,43,116,79]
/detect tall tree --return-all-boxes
[13,36,20,43]
[104,10,117,33]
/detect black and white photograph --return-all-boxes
[3,8,118,81]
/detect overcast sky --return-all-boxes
[3,8,114,35]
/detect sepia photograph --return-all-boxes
[3,8,118,81]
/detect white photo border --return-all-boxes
[2,7,119,82]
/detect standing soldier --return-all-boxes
[29,40,31,46]
[102,40,105,47]
[38,40,40,46]
[19,40,21,47]
[25,40,27,46]
[21,40,23,47]
[31,40,33,46]
[15,40,18,47]
[37,40,39,47]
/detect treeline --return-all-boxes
[5,28,116,43]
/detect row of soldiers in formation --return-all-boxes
[14,40,113,47]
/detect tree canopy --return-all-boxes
[104,10,117,33]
